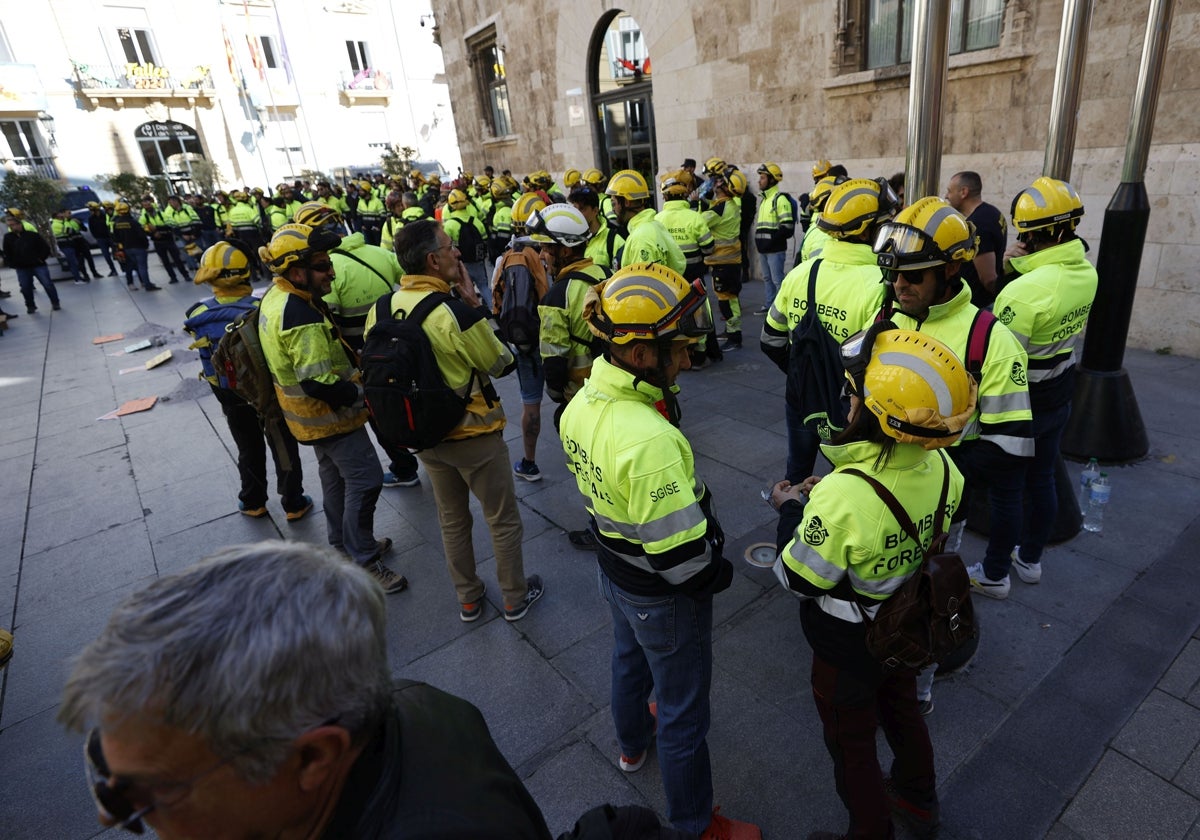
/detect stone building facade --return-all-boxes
[0,0,457,193]
[431,0,1200,357]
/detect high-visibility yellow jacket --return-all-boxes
[620,208,686,275]
[364,275,514,441]
[994,238,1098,412]
[761,238,886,368]
[800,215,831,262]
[559,355,732,597]
[585,219,624,273]
[656,199,714,278]
[539,258,608,403]
[775,441,964,626]
[323,232,403,350]
[701,198,742,266]
[259,278,368,443]
[755,185,795,253]
[879,285,1034,458]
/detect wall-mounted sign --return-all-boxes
[137,120,199,142]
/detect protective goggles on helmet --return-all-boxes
[605,278,713,342]
[840,320,898,390]
[873,222,945,271]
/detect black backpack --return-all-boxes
[360,293,471,451]
[497,257,542,355]
[455,217,488,263]
[844,452,978,671]
[785,259,848,441]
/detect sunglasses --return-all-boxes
[307,259,334,272]
[882,268,932,285]
[84,729,237,834]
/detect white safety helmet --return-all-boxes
[528,204,590,248]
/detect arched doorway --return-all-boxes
[136,120,205,193]
[589,12,656,203]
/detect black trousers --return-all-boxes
[151,234,187,280]
[212,385,307,511]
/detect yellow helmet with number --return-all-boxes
[842,324,978,450]
[817,177,901,239]
[1011,176,1084,233]
[873,197,978,271]
[292,201,344,229]
[194,241,251,287]
[511,193,547,230]
[259,223,343,276]
[447,189,470,211]
[585,263,713,345]
[605,169,650,202]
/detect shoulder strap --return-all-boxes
[405,291,453,326]
[806,258,824,312]
[842,452,950,557]
[606,228,617,264]
[333,247,393,290]
[966,309,997,378]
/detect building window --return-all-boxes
[467,27,513,138]
[0,119,58,178]
[346,40,371,73]
[860,0,1004,70]
[0,23,15,63]
[117,27,158,66]
[259,35,279,70]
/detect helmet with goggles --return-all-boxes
[659,171,690,199]
[873,197,978,271]
[528,204,589,248]
[511,193,547,232]
[259,224,343,276]
[809,175,847,213]
[840,322,977,450]
[758,162,783,183]
[818,177,901,239]
[585,263,713,346]
[194,241,251,287]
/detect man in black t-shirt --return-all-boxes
[946,171,1007,308]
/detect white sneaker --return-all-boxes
[1011,547,1042,584]
[966,562,1010,600]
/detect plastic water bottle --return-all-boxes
[1079,458,1100,509]
[1083,473,1110,533]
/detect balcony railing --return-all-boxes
[0,156,60,180]
[337,68,394,104]
[71,61,215,107]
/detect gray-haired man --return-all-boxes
[59,541,552,839]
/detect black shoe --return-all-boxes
[0,290,11,298]
[168,278,179,284]
[144,285,162,291]
[884,777,940,839]
[108,270,119,277]
[568,529,599,551]
[52,303,61,311]
[26,306,36,314]
[1,310,17,319]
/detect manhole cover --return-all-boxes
[743,542,777,568]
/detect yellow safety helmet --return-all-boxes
[581,168,606,188]
[725,169,748,197]
[563,168,582,189]
[1011,176,1084,233]
[490,178,514,199]
[230,190,249,203]
[809,175,846,213]
[605,169,650,202]
[873,197,979,271]
[293,201,344,229]
[410,169,425,183]
[511,193,547,230]
[427,174,441,185]
[6,207,24,219]
[357,181,374,195]
[841,324,978,450]
[703,157,727,177]
[474,174,491,190]
[258,223,343,276]
[447,189,470,211]
[531,170,553,190]
[114,201,130,214]
[812,159,833,182]
[194,241,251,287]
[102,200,115,209]
[460,170,474,184]
[817,177,901,239]
[86,201,102,210]
[758,162,783,183]
[659,170,690,199]
[585,263,713,345]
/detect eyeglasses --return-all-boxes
[83,728,238,834]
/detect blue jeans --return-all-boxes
[1020,402,1072,564]
[313,427,384,565]
[599,567,714,834]
[96,239,118,272]
[785,397,821,484]
[124,248,153,288]
[515,350,545,405]
[758,250,786,309]
[60,248,84,282]
[465,260,491,309]
[948,440,1027,581]
[15,265,59,309]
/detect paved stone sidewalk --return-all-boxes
[1,267,1198,838]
